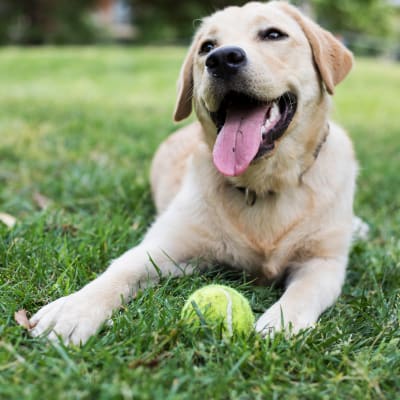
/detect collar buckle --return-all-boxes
[244,188,257,206]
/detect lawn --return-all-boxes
[0,47,399,399]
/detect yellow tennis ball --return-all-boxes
[181,284,255,338]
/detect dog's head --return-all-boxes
[173,1,353,178]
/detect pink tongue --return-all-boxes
[213,103,270,176]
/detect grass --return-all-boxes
[0,47,399,399]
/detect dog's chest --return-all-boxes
[209,186,311,275]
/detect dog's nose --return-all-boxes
[205,46,247,79]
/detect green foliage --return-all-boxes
[0,0,99,45]
[312,0,392,37]
[0,47,399,399]
[311,0,396,56]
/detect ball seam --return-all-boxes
[221,288,233,336]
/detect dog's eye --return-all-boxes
[199,41,216,55]
[259,28,288,41]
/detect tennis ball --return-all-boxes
[181,284,255,338]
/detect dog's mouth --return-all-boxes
[209,91,297,177]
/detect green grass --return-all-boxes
[0,47,399,399]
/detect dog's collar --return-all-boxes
[312,124,330,160]
[235,124,330,207]
[300,123,330,180]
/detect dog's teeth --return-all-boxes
[270,101,280,121]
[263,102,281,130]
[261,102,281,138]
[261,125,267,138]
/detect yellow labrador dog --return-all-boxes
[31,1,359,344]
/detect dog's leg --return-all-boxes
[30,203,205,345]
[255,257,347,336]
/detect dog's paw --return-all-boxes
[30,291,111,345]
[255,301,316,337]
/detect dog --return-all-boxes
[30,1,358,345]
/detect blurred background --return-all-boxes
[0,0,399,59]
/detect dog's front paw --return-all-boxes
[255,301,316,337]
[30,291,111,345]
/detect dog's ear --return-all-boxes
[173,33,201,122]
[278,2,353,95]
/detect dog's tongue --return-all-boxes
[213,103,269,176]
